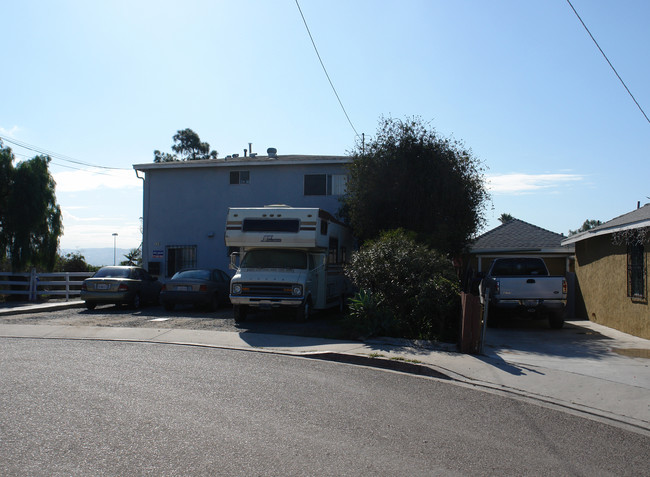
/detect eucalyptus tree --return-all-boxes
[0,141,62,271]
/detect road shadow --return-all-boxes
[234,308,351,341]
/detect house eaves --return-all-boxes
[561,218,650,245]
[133,155,351,172]
[561,203,650,246]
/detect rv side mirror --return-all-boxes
[229,252,240,270]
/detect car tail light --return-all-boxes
[494,279,500,295]
[118,284,129,292]
[199,285,208,292]
[562,279,567,294]
[81,283,87,291]
[161,284,167,291]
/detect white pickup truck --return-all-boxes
[479,257,567,329]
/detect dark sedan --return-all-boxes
[160,268,230,311]
[81,266,161,310]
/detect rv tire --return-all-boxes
[296,298,311,322]
[234,305,248,323]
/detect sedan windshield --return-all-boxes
[241,250,308,269]
[172,270,211,281]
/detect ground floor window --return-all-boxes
[167,245,197,277]
[627,243,646,300]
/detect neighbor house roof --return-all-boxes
[561,203,650,246]
[471,219,573,254]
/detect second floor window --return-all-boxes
[304,174,347,196]
[230,171,250,185]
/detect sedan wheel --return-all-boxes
[85,302,97,310]
[210,294,220,312]
[131,293,141,310]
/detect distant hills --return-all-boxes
[61,248,133,267]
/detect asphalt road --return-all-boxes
[2,338,648,476]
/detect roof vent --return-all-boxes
[232,153,239,158]
[267,147,277,158]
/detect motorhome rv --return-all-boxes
[226,205,354,321]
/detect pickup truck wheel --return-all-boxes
[486,306,500,328]
[549,314,565,329]
[234,305,248,323]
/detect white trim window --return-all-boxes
[304,174,347,196]
[230,171,250,185]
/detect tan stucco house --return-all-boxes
[561,204,650,339]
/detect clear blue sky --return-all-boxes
[2,0,649,250]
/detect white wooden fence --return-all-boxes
[0,269,94,302]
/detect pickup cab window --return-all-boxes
[490,258,549,277]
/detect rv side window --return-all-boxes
[242,219,300,233]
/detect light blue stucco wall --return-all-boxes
[138,158,350,277]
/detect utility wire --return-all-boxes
[294,0,360,137]
[0,134,130,170]
[566,0,650,124]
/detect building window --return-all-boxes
[166,245,197,277]
[304,174,347,196]
[627,243,646,300]
[230,171,250,185]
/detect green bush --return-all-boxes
[344,229,460,341]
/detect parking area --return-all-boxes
[0,302,349,340]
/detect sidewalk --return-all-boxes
[1,301,648,435]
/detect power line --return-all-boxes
[0,134,130,171]
[566,0,650,125]
[8,148,123,177]
[294,0,360,138]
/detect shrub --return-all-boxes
[344,229,460,341]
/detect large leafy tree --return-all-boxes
[0,142,63,271]
[343,117,489,255]
[154,128,218,162]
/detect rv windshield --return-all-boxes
[241,250,308,270]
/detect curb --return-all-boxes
[0,301,85,316]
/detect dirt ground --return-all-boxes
[0,302,351,340]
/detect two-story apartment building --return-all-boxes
[133,153,350,278]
